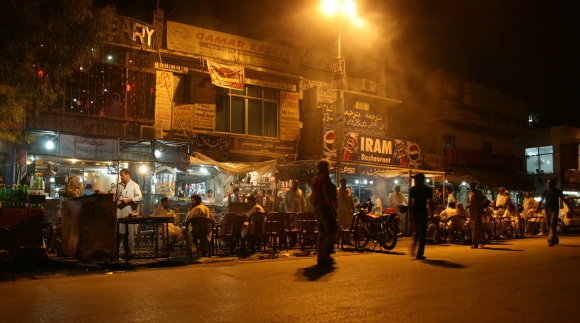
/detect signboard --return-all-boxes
[155,71,173,131]
[322,104,386,137]
[195,134,229,162]
[167,21,299,74]
[279,91,300,142]
[58,135,119,160]
[298,80,334,101]
[322,131,421,169]
[171,103,193,131]
[333,98,345,151]
[298,48,335,72]
[332,57,347,90]
[246,74,296,91]
[193,103,216,130]
[231,137,297,157]
[207,61,244,90]
[113,16,155,48]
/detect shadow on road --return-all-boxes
[421,259,465,269]
[555,244,580,248]
[480,247,523,251]
[295,265,336,282]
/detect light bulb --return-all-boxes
[46,141,54,149]
[154,150,161,158]
[72,159,77,163]
[395,180,399,184]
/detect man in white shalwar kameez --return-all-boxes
[151,197,184,251]
[337,179,356,229]
[116,168,143,254]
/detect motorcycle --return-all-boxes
[346,207,399,250]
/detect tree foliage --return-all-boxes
[0,0,115,143]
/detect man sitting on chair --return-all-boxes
[150,197,184,252]
[186,194,215,255]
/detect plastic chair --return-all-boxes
[297,212,318,251]
[0,227,15,282]
[216,212,238,248]
[247,212,268,253]
[446,216,468,245]
[186,217,216,258]
[19,224,55,276]
[267,213,288,253]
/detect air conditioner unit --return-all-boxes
[355,101,370,111]
[361,79,377,93]
[140,125,163,139]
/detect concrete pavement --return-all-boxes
[2,235,580,322]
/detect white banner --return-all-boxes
[59,135,119,160]
[155,71,173,131]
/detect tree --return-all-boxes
[0,0,115,143]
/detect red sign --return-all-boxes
[447,148,522,172]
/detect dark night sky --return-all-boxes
[109,0,580,113]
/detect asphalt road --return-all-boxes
[2,235,580,323]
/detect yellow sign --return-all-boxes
[279,91,300,142]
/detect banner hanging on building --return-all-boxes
[332,57,347,90]
[207,60,244,90]
[155,71,173,131]
[279,91,300,142]
[171,103,194,131]
[58,135,119,160]
[193,103,216,130]
[166,21,299,74]
[195,134,229,162]
[322,103,386,137]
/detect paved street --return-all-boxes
[2,235,580,323]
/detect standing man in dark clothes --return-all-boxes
[537,179,575,247]
[310,159,339,265]
[408,173,433,260]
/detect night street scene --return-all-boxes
[1,0,580,322]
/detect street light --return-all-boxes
[321,0,358,184]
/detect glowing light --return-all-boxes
[84,172,88,176]
[426,179,430,182]
[38,70,44,77]
[107,55,113,60]
[26,160,31,165]
[342,0,357,16]
[355,180,359,184]
[370,181,374,184]
[462,182,466,185]
[79,67,83,70]
[395,180,399,184]
[71,159,77,163]
[363,180,368,184]
[50,178,55,183]
[154,150,161,158]
[46,141,54,149]
[321,0,339,16]
[140,164,148,174]
[30,156,35,161]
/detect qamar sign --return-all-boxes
[167,21,299,74]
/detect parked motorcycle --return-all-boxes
[346,208,399,250]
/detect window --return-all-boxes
[443,135,456,156]
[214,86,278,138]
[482,142,493,154]
[525,145,553,175]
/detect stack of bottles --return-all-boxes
[0,184,29,208]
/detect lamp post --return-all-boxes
[321,0,357,183]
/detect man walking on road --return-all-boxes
[311,159,339,265]
[409,173,433,260]
[537,179,575,247]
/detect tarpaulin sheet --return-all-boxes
[190,152,276,176]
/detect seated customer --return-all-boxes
[83,184,95,196]
[150,197,184,251]
[439,201,459,223]
[503,204,522,238]
[241,195,265,239]
[186,194,215,254]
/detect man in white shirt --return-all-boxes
[496,187,513,209]
[388,186,408,211]
[186,194,215,255]
[203,190,216,204]
[116,168,143,254]
[284,180,306,213]
[522,191,538,218]
[372,193,383,215]
[150,197,183,251]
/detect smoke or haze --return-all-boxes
[109,0,580,111]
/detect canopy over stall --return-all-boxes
[190,152,277,176]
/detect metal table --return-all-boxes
[117,217,173,264]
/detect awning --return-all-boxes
[190,152,277,176]
[437,167,534,192]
